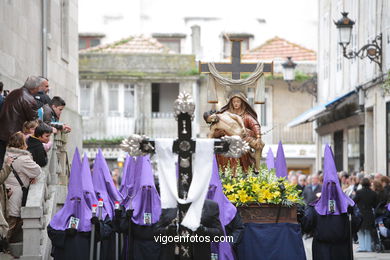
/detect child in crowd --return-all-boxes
[42,96,72,132]
[4,132,41,244]
[26,122,53,167]
[22,120,52,152]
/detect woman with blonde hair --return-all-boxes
[4,131,41,243]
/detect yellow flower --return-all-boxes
[237,189,247,197]
[287,194,297,201]
[227,194,239,202]
[223,184,235,193]
[239,193,250,203]
[252,183,261,193]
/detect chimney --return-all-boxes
[191,25,201,59]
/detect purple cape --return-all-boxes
[207,156,236,260]
[315,145,355,215]
[131,155,161,225]
[266,148,275,170]
[275,141,287,178]
[119,155,135,196]
[387,203,390,211]
[92,149,123,220]
[121,156,144,209]
[50,149,98,231]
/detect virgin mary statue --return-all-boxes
[205,91,264,174]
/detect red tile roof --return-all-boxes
[80,35,175,54]
[243,36,316,61]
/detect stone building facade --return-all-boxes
[79,36,198,167]
[0,0,82,155]
[293,0,390,175]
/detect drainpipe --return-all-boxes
[42,0,48,77]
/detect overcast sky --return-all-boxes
[79,0,318,51]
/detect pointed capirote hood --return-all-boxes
[266,148,275,170]
[92,149,123,220]
[50,149,98,231]
[119,155,136,197]
[121,155,143,209]
[131,155,161,225]
[207,156,236,260]
[315,145,355,215]
[275,141,287,178]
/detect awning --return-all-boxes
[287,90,357,128]
[287,104,326,128]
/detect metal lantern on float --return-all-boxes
[334,12,355,48]
[282,57,297,82]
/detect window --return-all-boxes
[90,39,101,48]
[156,39,181,53]
[151,83,160,113]
[80,83,91,116]
[151,83,179,115]
[61,0,69,61]
[108,84,119,114]
[79,39,87,50]
[124,84,135,117]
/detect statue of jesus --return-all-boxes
[204,91,264,174]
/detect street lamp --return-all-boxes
[334,12,382,70]
[282,57,317,100]
[282,57,297,83]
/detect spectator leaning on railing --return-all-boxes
[42,96,72,133]
[4,132,41,243]
[27,122,53,167]
[0,76,43,167]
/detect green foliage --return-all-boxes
[83,137,125,145]
[381,70,390,95]
[294,71,311,82]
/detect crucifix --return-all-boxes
[121,93,249,260]
[199,39,274,80]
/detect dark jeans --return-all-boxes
[0,140,7,168]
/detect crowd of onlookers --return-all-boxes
[288,170,390,252]
[0,76,71,256]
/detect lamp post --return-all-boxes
[282,56,317,100]
[334,12,382,70]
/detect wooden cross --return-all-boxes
[199,39,274,79]
[121,93,248,260]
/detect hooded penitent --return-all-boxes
[207,156,236,260]
[315,145,355,215]
[266,148,275,170]
[131,155,161,225]
[275,141,287,178]
[92,149,123,220]
[50,149,98,231]
[119,155,135,197]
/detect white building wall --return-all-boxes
[318,0,390,174]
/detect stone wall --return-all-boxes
[79,53,197,77]
[0,0,82,156]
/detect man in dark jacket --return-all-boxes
[27,122,52,167]
[303,174,322,205]
[354,178,378,252]
[154,199,224,260]
[0,82,4,112]
[0,76,43,167]
[34,77,51,108]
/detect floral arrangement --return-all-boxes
[220,163,304,207]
